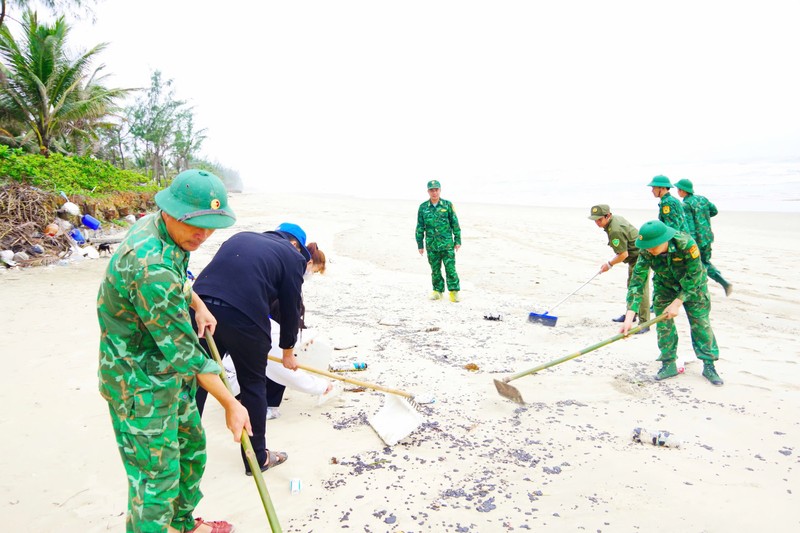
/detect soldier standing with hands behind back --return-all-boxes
[416,180,462,302]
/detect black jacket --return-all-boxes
[194,231,305,349]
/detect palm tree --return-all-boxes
[0,10,129,156]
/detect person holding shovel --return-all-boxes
[191,222,309,475]
[620,220,723,386]
[97,169,250,533]
[588,204,651,332]
[416,179,462,302]
[675,178,733,296]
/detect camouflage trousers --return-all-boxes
[427,248,460,292]
[626,262,651,322]
[108,388,206,532]
[700,244,725,285]
[653,287,719,363]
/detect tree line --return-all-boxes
[0,5,241,191]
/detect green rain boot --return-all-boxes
[702,362,724,386]
[655,361,679,381]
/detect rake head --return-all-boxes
[494,378,525,404]
[528,312,558,327]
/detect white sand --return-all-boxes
[1,192,798,532]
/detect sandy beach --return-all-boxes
[1,192,798,532]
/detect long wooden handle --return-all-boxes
[505,313,670,383]
[268,355,414,399]
[205,332,282,533]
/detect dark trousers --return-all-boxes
[192,301,272,470]
[266,377,287,408]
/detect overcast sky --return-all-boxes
[59,1,800,202]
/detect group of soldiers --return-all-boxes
[591,175,730,386]
[414,176,730,389]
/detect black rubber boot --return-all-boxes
[702,362,724,386]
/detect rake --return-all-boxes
[496,313,669,403]
[267,356,425,446]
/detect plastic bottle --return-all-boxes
[631,427,681,448]
[328,361,368,372]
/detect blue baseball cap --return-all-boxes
[275,222,311,262]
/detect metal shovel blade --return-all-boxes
[528,312,557,327]
[493,379,525,404]
[368,394,424,446]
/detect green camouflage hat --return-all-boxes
[588,204,611,220]
[674,178,694,194]
[647,175,672,188]
[155,169,236,229]
[427,180,441,190]
[636,220,676,249]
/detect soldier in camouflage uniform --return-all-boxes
[621,220,723,386]
[97,169,250,533]
[416,180,462,302]
[647,175,689,232]
[675,178,732,296]
[588,204,651,331]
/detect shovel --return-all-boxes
[496,313,669,403]
[206,333,283,533]
[267,355,424,446]
[528,271,601,327]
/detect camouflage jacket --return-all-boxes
[97,213,220,418]
[658,192,690,233]
[416,199,461,252]
[604,214,640,264]
[627,231,708,311]
[682,194,717,248]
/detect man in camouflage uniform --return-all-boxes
[97,169,250,533]
[675,178,732,296]
[648,175,689,232]
[588,204,651,331]
[416,179,462,302]
[621,220,723,386]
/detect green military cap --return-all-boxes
[427,180,441,190]
[647,175,673,188]
[155,169,236,229]
[674,178,694,194]
[636,220,676,249]
[587,204,611,220]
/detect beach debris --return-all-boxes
[632,427,681,448]
[124,214,137,224]
[59,200,80,216]
[378,316,402,326]
[483,313,502,321]
[1,250,18,267]
[464,363,479,371]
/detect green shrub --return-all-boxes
[0,152,158,196]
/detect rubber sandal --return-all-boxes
[245,449,288,476]
[187,517,235,532]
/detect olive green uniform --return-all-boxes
[97,213,221,532]
[416,198,461,292]
[604,215,650,322]
[682,193,726,286]
[658,192,690,233]
[626,231,719,364]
